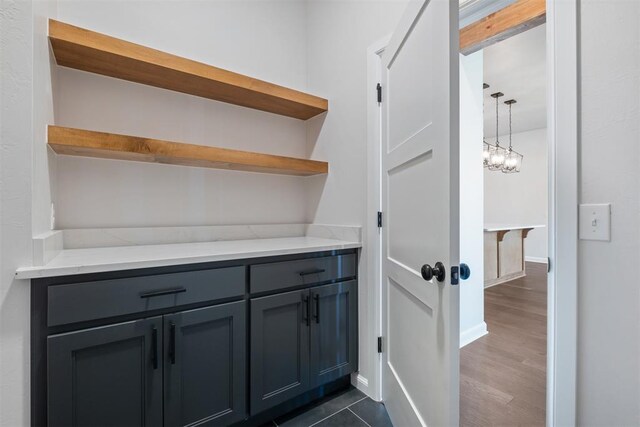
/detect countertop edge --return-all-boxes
[483,224,546,232]
[15,240,362,280]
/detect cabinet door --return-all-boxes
[48,317,163,427]
[310,280,358,387]
[164,301,246,427]
[250,289,310,415]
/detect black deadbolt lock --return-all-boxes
[421,262,446,282]
[460,263,471,280]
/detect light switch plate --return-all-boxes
[579,203,611,241]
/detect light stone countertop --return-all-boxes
[16,237,361,279]
[483,224,546,232]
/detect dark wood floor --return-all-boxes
[461,262,547,427]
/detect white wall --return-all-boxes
[1,0,58,424]
[54,0,311,228]
[305,0,408,396]
[578,0,640,424]
[33,0,58,237]
[484,127,548,260]
[1,2,34,424]
[459,51,487,346]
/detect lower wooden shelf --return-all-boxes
[47,126,328,176]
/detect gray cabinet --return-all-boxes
[164,302,246,427]
[37,250,358,426]
[310,280,358,388]
[250,280,358,415]
[250,254,357,294]
[250,289,310,414]
[48,317,163,427]
[48,302,246,427]
[47,266,245,327]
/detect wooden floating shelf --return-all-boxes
[48,19,328,120]
[48,126,329,176]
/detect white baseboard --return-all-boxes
[525,256,548,264]
[356,374,368,388]
[460,322,488,348]
[352,373,370,396]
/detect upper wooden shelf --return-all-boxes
[48,126,328,176]
[48,19,328,120]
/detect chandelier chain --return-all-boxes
[495,94,499,147]
[508,102,512,149]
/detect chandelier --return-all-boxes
[502,99,523,173]
[482,83,492,167]
[483,85,523,173]
[487,92,507,171]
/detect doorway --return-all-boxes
[366,1,578,425]
[459,24,548,426]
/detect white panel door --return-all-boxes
[381,1,459,426]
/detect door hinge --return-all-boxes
[376,83,382,103]
[377,211,383,228]
[378,336,383,353]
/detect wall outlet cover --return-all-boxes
[579,203,611,241]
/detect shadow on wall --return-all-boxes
[305,112,329,223]
[306,110,327,155]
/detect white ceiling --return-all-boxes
[483,24,546,139]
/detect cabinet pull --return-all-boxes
[140,287,187,298]
[151,326,158,370]
[299,268,326,277]
[169,322,176,365]
[302,295,310,326]
[314,294,320,323]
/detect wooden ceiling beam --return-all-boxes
[459,0,546,55]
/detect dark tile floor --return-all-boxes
[264,387,393,427]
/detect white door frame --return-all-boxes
[545,1,578,425]
[365,1,578,425]
[365,33,390,403]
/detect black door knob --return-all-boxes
[460,263,471,280]
[421,262,446,282]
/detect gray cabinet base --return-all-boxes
[31,249,358,427]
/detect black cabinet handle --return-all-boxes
[169,322,176,365]
[299,268,326,277]
[302,295,310,326]
[140,287,187,298]
[314,294,320,323]
[151,326,158,370]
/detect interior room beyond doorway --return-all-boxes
[459,23,548,427]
